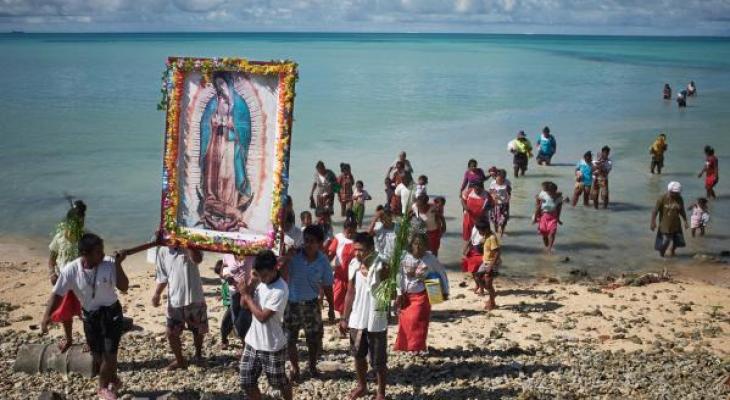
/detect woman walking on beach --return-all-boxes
[534,181,563,253]
[337,163,355,217]
[310,161,336,215]
[698,146,719,200]
[488,169,511,237]
[651,181,688,257]
[394,235,449,353]
[411,194,445,256]
[47,200,86,353]
[460,159,487,192]
[327,213,357,317]
[461,181,492,241]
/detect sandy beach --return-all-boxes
[1,238,728,399]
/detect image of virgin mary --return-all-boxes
[199,73,254,231]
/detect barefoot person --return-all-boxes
[41,233,129,400]
[238,250,292,400]
[461,219,490,295]
[222,253,254,342]
[394,235,449,352]
[572,151,594,207]
[461,181,491,242]
[698,145,719,200]
[152,243,207,370]
[508,130,533,178]
[651,181,688,257]
[591,146,613,209]
[411,194,444,256]
[650,133,668,174]
[369,205,398,263]
[47,200,87,353]
[310,161,336,215]
[478,223,501,311]
[282,225,335,381]
[688,197,710,237]
[339,233,388,400]
[352,180,372,229]
[459,159,487,193]
[327,212,358,317]
[534,181,564,253]
[337,163,355,218]
[535,126,557,166]
[488,169,511,237]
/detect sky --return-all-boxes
[1,0,729,36]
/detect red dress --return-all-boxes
[327,233,354,315]
[394,291,431,352]
[461,189,491,241]
[705,155,719,189]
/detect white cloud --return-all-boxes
[173,0,227,12]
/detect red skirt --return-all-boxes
[333,277,348,315]
[394,291,431,352]
[51,291,81,323]
[461,248,483,273]
[426,229,441,256]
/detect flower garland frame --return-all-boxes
[159,57,298,254]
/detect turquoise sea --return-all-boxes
[0,33,728,277]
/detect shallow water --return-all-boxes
[0,33,728,277]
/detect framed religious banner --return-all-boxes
[158,57,297,254]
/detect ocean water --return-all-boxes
[0,33,728,277]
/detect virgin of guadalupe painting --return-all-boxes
[199,73,254,231]
[159,57,297,254]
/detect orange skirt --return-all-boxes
[394,291,431,352]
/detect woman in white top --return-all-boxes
[394,235,449,353]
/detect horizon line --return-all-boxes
[4,30,730,39]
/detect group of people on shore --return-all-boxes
[38,120,719,399]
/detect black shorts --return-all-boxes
[349,328,387,368]
[513,153,528,169]
[82,301,124,355]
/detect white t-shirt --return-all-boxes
[373,223,397,263]
[470,226,485,246]
[394,183,411,214]
[353,188,371,205]
[155,247,205,308]
[284,226,304,251]
[245,277,289,352]
[347,258,387,332]
[53,257,119,312]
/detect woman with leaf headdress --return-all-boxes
[47,200,87,352]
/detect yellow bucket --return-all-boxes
[424,279,444,305]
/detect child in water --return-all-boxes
[688,198,710,237]
[650,133,668,174]
[534,181,564,253]
[415,175,428,198]
[352,180,372,228]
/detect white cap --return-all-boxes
[668,181,681,193]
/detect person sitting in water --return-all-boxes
[663,83,672,100]
[677,90,687,108]
[687,81,697,97]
